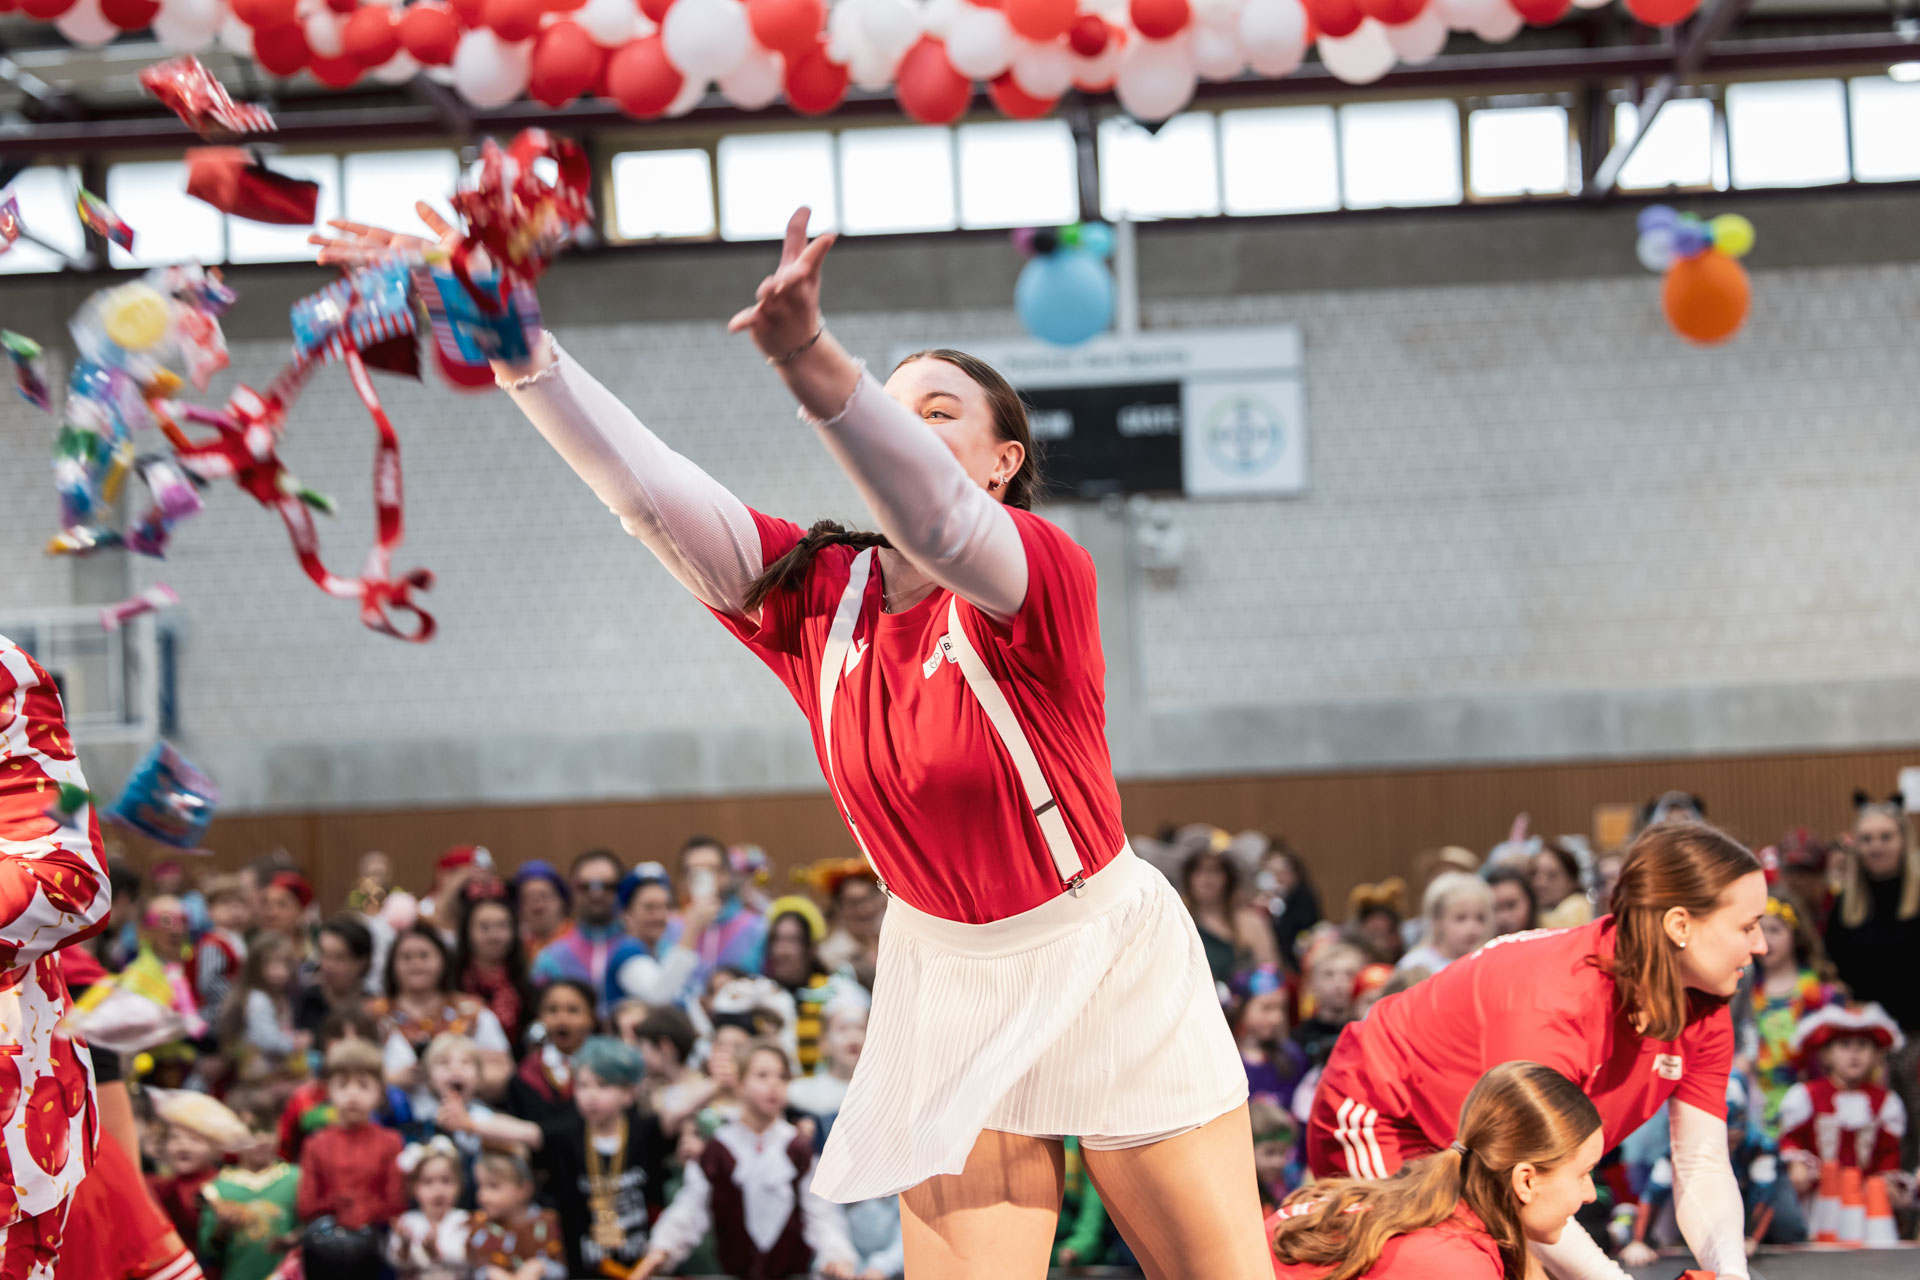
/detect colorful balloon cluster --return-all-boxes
[9,0,1706,124]
[1012,220,1114,345]
[1635,204,1755,346]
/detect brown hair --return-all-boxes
[1839,798,1920,929]
[1605,820,1761,1040]
[1764,885,1836,982]
[321,1037,384,1085]
[740,349,1042,614]
[202,873,248,907]
[220,931,296,1050]
[734,1037,792,1081]
[1272,1061,1600,1280]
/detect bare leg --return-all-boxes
[1083,1104,1273,1280]
[899,1129,1065,1280]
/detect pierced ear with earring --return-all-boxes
[987,476,1003,491]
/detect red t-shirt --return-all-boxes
[1323,918,1733,1150]
[714,507,1124,923]
[1268,1202,1504,1279]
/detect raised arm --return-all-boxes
[729,209,1028,624]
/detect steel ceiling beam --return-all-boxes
[0,29,1912,158]
[1587,0,1756,198]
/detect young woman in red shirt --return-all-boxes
[314,207,1265,1277]
[1306,820,1767,1279]
[1271,1060,1604,1279]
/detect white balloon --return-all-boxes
[217,12,254,55]
[1383,6,1447,63]
[1572,0,1610,7]
[450,29,532,107]
[718,42,782,107]
[1432,0,1502,27]
[1191,0,1245,26]
[1114,35,1194,122]
[661,0,753,80]
[848,40,903,88]
[1070,32,1124,90]
[1636,228,1677,273]
[666,73,709,116]
[55,0,119,48]
[1239,0,1304,60]
[851,0,918,59]
[425,62,457,84]
[920,0,964,38]
[1010,39,1074,97]
[1190,24,1242,80]
[371,49,421,83]
[1317,18,1395,84]
[304,11,344,58]
[153,11,218,52]
[1470,1,1523,41]
[945,3,1014,79]
[578,0,641,46]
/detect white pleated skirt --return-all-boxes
[811,846,1248,1204]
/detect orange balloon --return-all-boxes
[1662,249,1750,345]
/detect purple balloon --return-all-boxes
[1636,204,1680,236]
[1673,221,1711,258]
[1010,227,1038,257]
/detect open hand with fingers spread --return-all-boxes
[728,206,838,364]
[308,200,461,268]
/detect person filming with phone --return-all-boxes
[656,836,769,998]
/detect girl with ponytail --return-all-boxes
[1271,1061,1604,1279]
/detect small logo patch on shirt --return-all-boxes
[1652,1053,1683,1081]
[924,635,959,679]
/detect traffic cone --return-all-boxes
[1837,1165,1866,1246]
[1862,1173,1899,1246]
[1812,1159,1843,1242]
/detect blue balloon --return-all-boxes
[1015,248,1114,347]
[1636,204,1680,236]
[1076,221,1115,259]
[1672,220,1711,258]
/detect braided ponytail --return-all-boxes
[741,520,893,614]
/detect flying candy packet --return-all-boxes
[77,189,134,251]
[139,56,275,140]
[0,192,19,254]
[108,740,219,849]
[3,329,51,409]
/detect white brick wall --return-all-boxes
[5,258,1918,806]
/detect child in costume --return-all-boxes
[192,873,252,1015]
[1233,966,1309,1111]
[296,1039,408,1279]
[466,1153,565,1280]
[1251,1098,1302,1212]
[277,1007,411,1162]
[1749,888,1842,1134]
[414,1033,501,1196]
[148,1087,252,1250]
[1779,1003,1910,1198]
[786,982,870,1138]
[199,1093,302,1280]
[636,1040,860,1280]
[387,1136,472,1280]
[503,978,595,1129]
[222,932,305,1090]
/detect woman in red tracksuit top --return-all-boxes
[1270,1061,1604,1279]
[1307,820,1767,1280]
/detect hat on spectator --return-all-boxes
[267,870,312,910]
[438,845,491,875]
[765,894,827,944]
[1351,963,1395,1003]
[575,1036,645,1086]
[149,1087,251,1151]
[512,859,571,909]
[1777,827,1832,873]
[616,861,672,910]
[1791,1002,1903,1062]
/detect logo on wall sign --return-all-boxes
[1203,395,1285,476]
[1652,1054,1683,1081]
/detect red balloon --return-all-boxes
[987,70,1054,119]
[1624,0,1698,23]
[783,40,848,114]
[895,37,971,125]
[253,23,313,75]
[1067,13,1107,55]
[230,0,295,27]
[605,34,682,118]
[485,0,542,41]
[1005,0,1073,41]
[545,0,588,9]
[326,0,356,12]
[1129,0,1189,39]
[448,0,484,25]
[310,54,364,85]
[0,0,17,13]
[1354,0,1424,23]
[18,0,77,17]
[100,0,159,28]
[1303,0,1360,38]
[1507,0,1569,21]
[398,3,461,63]
[747,0,822,55]
[640,0,673,20]
[530,19,603,106]
[342,4,401,65]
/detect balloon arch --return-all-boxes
[11,0,1701,125]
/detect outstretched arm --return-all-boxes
[731,209,1028,624]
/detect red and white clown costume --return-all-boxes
[1778,1003,1908,1178]
[0,636,111,1280]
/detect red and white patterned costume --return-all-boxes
[1779,1002,1908,1177]
[0,635,112,1279]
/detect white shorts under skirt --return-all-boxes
[811,847,1249,1203]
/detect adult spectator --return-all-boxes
[531,849,647,1008]
[376,920,512,1110]
[1825,794,1920,1033]
[657,835,768,992]
[511,859,572,956]
[609,863,718,1008]
[1532,841,1591,929]
[1484,865,1536,938]
[260,870,316,979]
[455,890,535,1051]
[762,895,834,1073]
[295,914,374,1036]
[418,845,487,947]
[1181,844,1279,987]
[1261,843,1322,974]
[815,863,885,990]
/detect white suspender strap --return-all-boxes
[942,597,1087,892]
[816,550,887,892]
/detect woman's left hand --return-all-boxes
[728,206,837,361]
